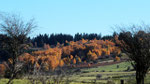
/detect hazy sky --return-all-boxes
[1,0,150,37]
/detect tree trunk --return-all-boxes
[7,78,13,84]
[136,71,145,84]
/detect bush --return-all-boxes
[95,70,99,72]
[74,69,81,72]
[82,71,89,73]
[116,65,119,68]
[96,74,102,80]
[0,64,6,76]
[127,66,131,71]
[101,70,105,72]
[4,68,24,79]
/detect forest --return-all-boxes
[0,32,120,70]
[0,30,123,84]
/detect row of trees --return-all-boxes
[31,33,116,47]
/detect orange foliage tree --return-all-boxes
[19,47,63,71]
[115,56,120,61]
[61,39,121,62]
[73,58,76,64]
[0,64,6,75]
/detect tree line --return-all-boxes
[31,33,116,47]
[0,32,117,62]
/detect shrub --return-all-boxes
[127,66,131,71]
[115,56,120,61]
[101,70,105,72]
[74,69,81,72]
[116,65,119,68]
[82,71,89,73]
[96,74,102,80]
[95,70,99,72]
[109,70,112,72]
[0,64,5,75]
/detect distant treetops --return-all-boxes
[31,33,113,47]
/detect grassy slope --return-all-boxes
[1,62,150,84]
[0,79,28,84]
[70,62,135,83]
[82,61,132,72]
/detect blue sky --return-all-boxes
[1,0,150,37]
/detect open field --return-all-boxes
[1,62,150,84]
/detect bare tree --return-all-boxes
[27,65,73,84]
[115,24,150,84]
[0,13,37,84]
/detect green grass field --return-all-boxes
[70,62,136,84]
[1,62,150,84]
[82,61,132,72]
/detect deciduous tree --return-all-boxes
[115,24,150,84]
[0,13,36,84]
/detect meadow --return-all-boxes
[1,61,150,84]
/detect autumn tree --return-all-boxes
[87,50,97,61]
[73,58,76,64]
[30,48,62,71]
[0,64,5,76]
[0,13,36,84]
[116,24,150,84]
[61,38,120,63]
[115,56,120,61]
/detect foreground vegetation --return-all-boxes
[1,62,150,84]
